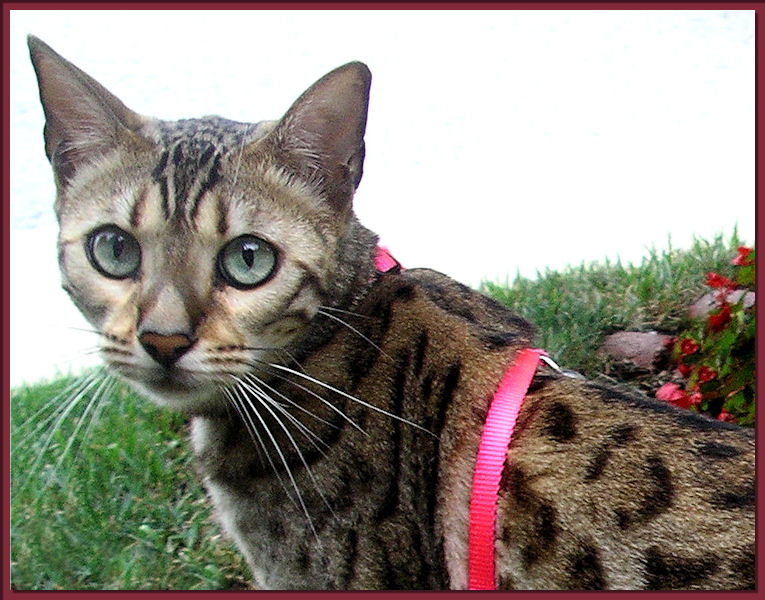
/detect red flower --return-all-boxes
[656,382,685,402]
[679,338,699,356]
[677,362,693,378]
[707,304,732,332]
[697,366,716,383]
[656,383,691,408]
[717,409,736,423]
[656,383,698,409]
[731,246,753,266]
[705,272,736,289]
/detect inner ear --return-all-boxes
[270,62,372,211]
[28,35,147,185]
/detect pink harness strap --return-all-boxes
[374,245,400,272]
[373,246,545,590]
[468,348,546,589]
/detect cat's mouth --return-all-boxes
[146,369,197,394]
[113,363,225,413]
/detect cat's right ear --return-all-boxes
[27,35,146,186]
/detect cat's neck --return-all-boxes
[286,218,380,363]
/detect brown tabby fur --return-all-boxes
[28,36,755,590]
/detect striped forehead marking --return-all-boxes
[148,117,263,226]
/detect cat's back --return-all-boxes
[345,268,754,590]
[488,375,755,590]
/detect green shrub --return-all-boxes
[657,246,755,425]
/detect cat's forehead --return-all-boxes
[153,116,272,153]
[133,116,278,230]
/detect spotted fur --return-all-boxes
[29,36,754,590]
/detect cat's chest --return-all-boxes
[189,404,449,589]
[190,415,324,588]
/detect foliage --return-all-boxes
[657,246,755,425]
[10,376,250,590]
[483,232,745,378]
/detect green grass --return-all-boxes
[10,231,746,590]
[482,232,744,379]
[11,377,250,590]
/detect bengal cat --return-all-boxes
[27,35,754,590]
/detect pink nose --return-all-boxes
[139,331,195,367]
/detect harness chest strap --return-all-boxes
[374,246,547,590]
[467,347,547,590]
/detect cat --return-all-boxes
[27,35,755,590]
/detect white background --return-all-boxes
[9,9,755,386]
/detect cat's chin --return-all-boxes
[118,369,226,415]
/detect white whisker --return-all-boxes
[242,374,331,455]
[16,371,107,495]
[244,371,337,431]
[79,375,119,453]
[318,305,376,320]
[277,348,308,373]
[222,386,273,475]
[16,370,104,445]
[15,372,100,437]
[34,374,115,501]
[230,377,321,543]
[225,383,300,512]
[67,326,109,337]
[267,363,435,437]
[229,123,252,192]
[246,360,367,437]
[317,309,392,361]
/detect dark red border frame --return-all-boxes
[2,4,762,599]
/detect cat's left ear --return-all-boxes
[269,62,371,212]
[28,35,147,187]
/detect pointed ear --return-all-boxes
[269,61,371,212]
[27,35,146,185]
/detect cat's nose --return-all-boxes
[139,331,196,368]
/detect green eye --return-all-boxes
[86,225,141,279]
[218,235,278,289]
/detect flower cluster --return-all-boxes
[656,246,755,425]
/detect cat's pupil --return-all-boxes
[242,245,255,268]
[112,234,124,259]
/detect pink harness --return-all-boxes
[374,247,546,590]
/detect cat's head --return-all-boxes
[28,36,378,413]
